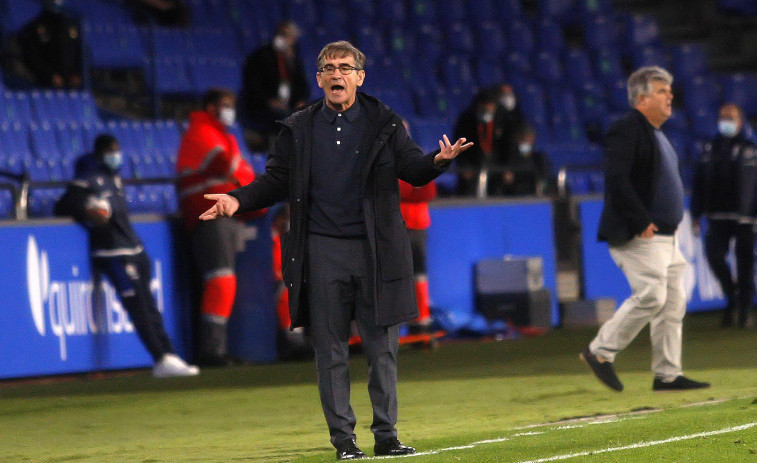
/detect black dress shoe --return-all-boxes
[653,376,710,391]
[580,347,623,392]
[374,437,416,456]
[335,439,366,460]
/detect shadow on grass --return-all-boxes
[0,312,753,399]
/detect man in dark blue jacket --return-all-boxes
[200,41,472,460]
[691,103,757,328]
[55,134,199,378]
[580,66,709,393]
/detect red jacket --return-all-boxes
[399,180,436,230]
[176,111,256,229]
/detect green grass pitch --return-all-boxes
[1,312,755,462]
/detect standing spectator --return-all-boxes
[503,125,553,196]
[691,103,757,329]
[18,0,82,89]
[454,90,512,197]
[54,134,199,378]
[494,83,526,158]
[241,21,310,150]
[198,41,471,460]
[399,179,436,333]
[176,88,259,367]
[581,66,710,392]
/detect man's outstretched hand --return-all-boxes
[199,194,240,221]
[434,134,474,165]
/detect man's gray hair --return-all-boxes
[627,66,673,107]
[317,41,366,70]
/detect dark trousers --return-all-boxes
[705,219,755,315]
[307,234,399,447]
[93,251,173,361]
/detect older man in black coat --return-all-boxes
[200,41,471,460]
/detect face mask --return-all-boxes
[219,107,236,126]
[718,120,738,138]
[273,35,288,51]
[103,151,122,171]
[478,111,494,124]
[518,143,532,155]
[501,95,516,111]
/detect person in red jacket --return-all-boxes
[176,87,257,366]
[399,179,436,331]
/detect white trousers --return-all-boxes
[589,235,687,381]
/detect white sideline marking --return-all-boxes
[368,422,757,460]
[516,422,757,463]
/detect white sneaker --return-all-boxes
[152,353,200,378]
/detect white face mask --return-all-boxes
[219,107,236,126]
[478,111,494,124]
[718,120,738,138]
[518,143,532,155]
[273,35,288,51]
[501,95,517,111]
[102,151,122,171]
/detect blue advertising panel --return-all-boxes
[0,219,188,379]
[427,199,559,328]
[579,197,727,312]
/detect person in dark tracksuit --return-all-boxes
[691,103,757,328]
[55,134,200,378]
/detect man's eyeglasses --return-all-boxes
[318,64,362,75]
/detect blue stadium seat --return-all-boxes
[66,91,100,124]
[149,57,193,95]
[248,153,268,177]
[690,108,718,139]
[497,0,523,20]
[721,73,757,117]
[28,122,60,159]
[578,82,609,125]
[85,24,145,69]
[26,158,52,182]
[520,83,549,132]
[29,91,69,124]
[356,26,387,59]
[476,22,507,60]
[0,122,30,158]
[538,0,576,19]
[1,92,34,124]
[505,51,532,76]
[606,77,628,111]
[447,22,476,55]
[152,27,192,58]
[375,0,407,27]
[190,27,242,60]
[372,89,416,120]
[664,110,689,133]
[671,43,709,81]
[584,15,618,51]
[631,45,668,69]
[564,48,595,89]
[408,118,449,154]
[536,18,565,53]
[567,171,591,194]
[440,55,475,94]
[625,14,660,49]
[475,58,507,88]
[28,188,65,218]
[0,189,13,219]
[719,0,757,14]
[408,0,439,28]
[187,0,232,26]
[412,85,447,119]
[594,48,624,84]
[576,0,614,19]
[467,0,497,24]
[1,0,42,34]
[66,0,132,25]
[189,57,242,94]
[154,120,182,152]
[387,26,417,58]
[79,121,107,148]
[506,19,535,55]
[683,75,720,115]
[534,51,564,85]
[159,184,178,214]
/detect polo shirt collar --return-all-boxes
[320,100,362,124]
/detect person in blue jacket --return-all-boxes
[55,134,199,378]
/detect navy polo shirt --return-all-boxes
[308,101,367,237]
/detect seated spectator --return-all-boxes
[17,0,82,89]
[453,89,512,197]
[503,125,554,196]
[241,21,310,150]
[128,0,190,26]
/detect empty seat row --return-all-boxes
[0,91,99,125]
